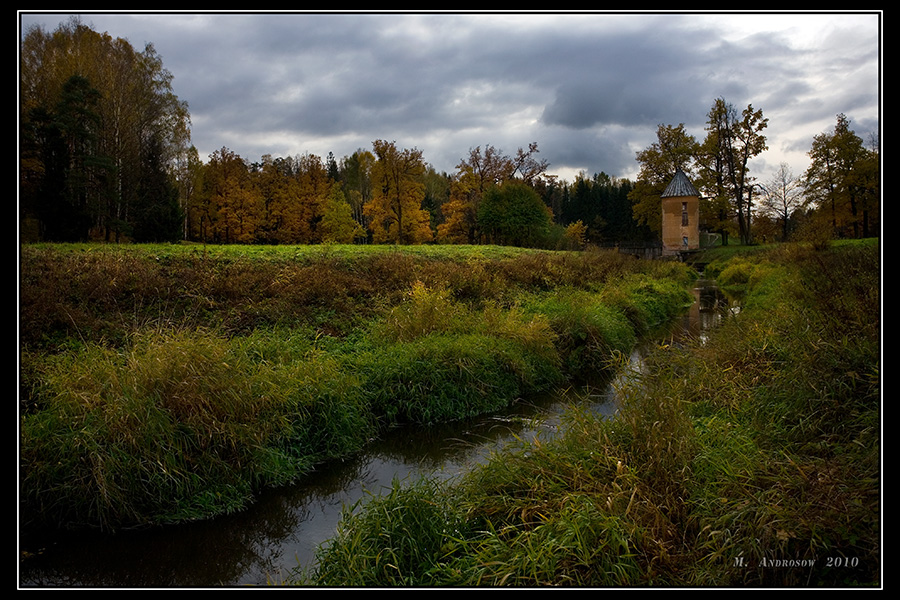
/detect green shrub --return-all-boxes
[355,333,563,425]
[599,275,695,334]
[20,329,372,529]
[309,477,468,587]
[372,281,469,342]
[521,288,636,373]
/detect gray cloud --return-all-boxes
[19,11,880,182]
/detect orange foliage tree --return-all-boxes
[364,140,433,244]
[189,147,260,243]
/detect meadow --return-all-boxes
[20,243,695,532]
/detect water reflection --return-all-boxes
[20,390,616,587]
[670,278,742,345]
[19,278,735,588]
[19,389,615,587]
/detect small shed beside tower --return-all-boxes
[660,167,700,256]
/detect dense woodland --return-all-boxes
[20,18,880,249]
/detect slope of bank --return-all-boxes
[20,244,694,531]
[302,239,880,587]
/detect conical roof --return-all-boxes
[661,168,699,198]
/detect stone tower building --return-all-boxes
[660,167,700,256]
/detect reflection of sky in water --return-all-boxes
[20,279,737,588]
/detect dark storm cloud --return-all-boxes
[19,11,880,182]
[539,35,705,129]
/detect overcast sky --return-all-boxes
[19,11,881,185]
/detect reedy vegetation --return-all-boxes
[300,240,880,587]
[20,244,694,531]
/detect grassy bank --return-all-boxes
[299,240,880,587]
[19,244,694,531]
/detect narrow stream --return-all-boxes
[19,277,737,588]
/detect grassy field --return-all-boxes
[20,243,696,532]
[297,239,881,587]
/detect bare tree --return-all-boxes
[760,162,803,241]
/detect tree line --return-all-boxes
[20,19,879,248]
[20,17,191,243]
[175,140,648,249]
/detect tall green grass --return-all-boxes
[21,328,373,529]
[20,244,695,531]
[308,477,469,587]
[301,240,880,587]
[680,243,880,586]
